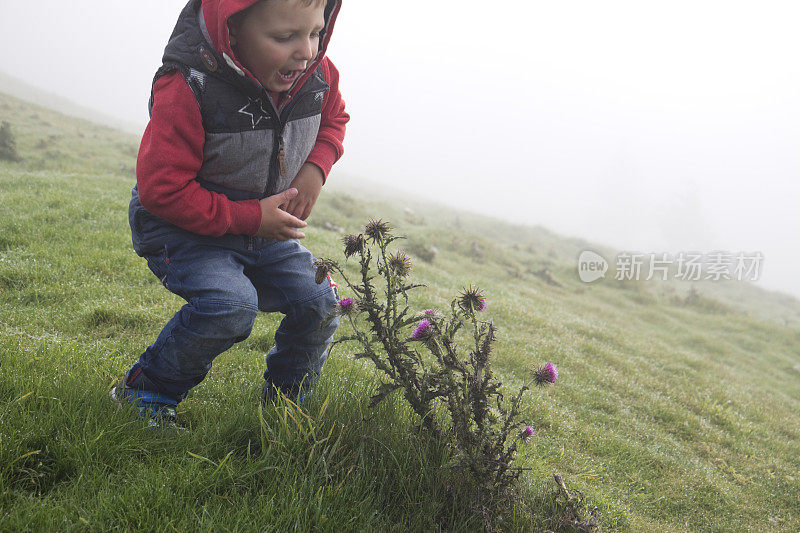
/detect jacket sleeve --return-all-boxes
[305,58,349,182]
[136,72,262,237]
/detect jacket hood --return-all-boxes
[200,0,340,92]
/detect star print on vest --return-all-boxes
[238,98,271,129]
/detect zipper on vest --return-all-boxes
[273,95,292,182]
[259,87,284,198]
[264,121,286,198]
[278,136,287,177]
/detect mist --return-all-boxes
[2,0,798,297]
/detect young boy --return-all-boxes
[112,0,348,426]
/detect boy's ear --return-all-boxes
[227,7,252,47]
[227,15,243,46]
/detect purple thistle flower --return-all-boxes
[535,362,558,385]
[338,297,356,316]
[412,318,432,340]
[521,425,535,439]
[478,298,486,311]
[424,309,436,316]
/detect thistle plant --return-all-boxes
[318,220,559,519]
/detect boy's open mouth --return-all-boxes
[277,69,301,82]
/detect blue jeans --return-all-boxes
[126,237,339,402]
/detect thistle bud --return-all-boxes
[388,251,412,277]
[312,259,336,285]
[458,286,486,314]
[342,234,365,258]
[365,219,392,243]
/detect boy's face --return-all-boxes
[229,0,326,92]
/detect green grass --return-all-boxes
[1,92,799,531]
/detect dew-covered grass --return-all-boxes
[1,93,799,531]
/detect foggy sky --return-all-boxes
[1,0,798,298]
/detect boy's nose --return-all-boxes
[295,39,316,61]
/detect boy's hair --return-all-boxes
[228,0,328,32]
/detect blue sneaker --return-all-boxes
[111,372,180,429]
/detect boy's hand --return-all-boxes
[284,163,324,220]
[257,188,308,240]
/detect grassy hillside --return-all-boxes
[1,92,799,531]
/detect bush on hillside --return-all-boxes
[673,286,733,315]
[407,241,438,264]
[0,121,21,162]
